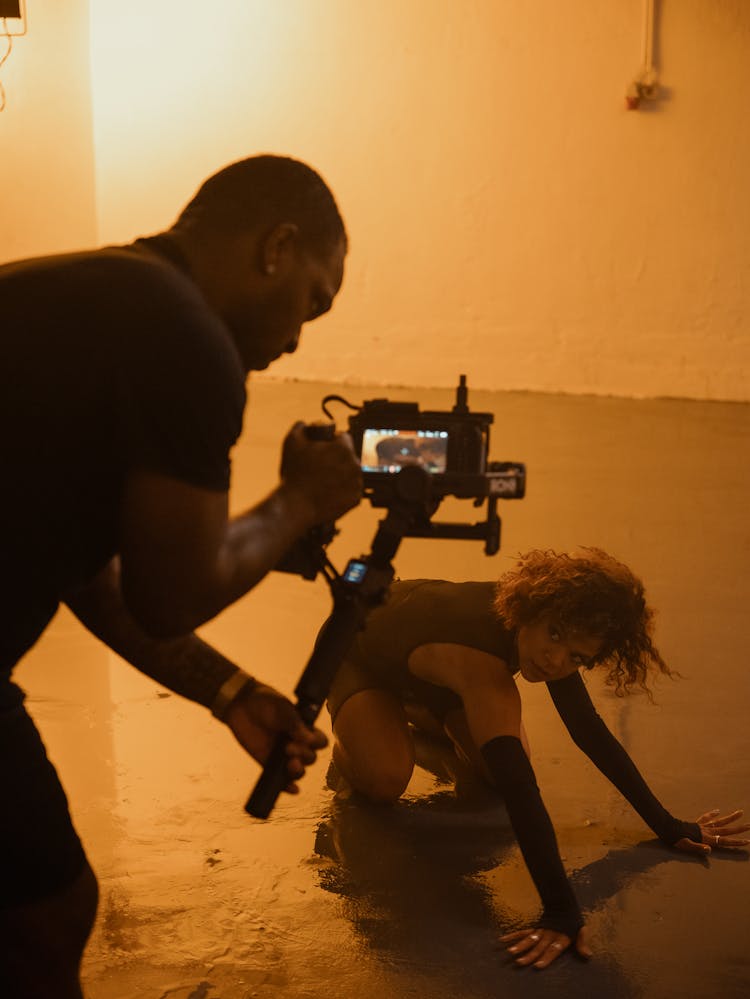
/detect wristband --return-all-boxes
[210,669,258,721]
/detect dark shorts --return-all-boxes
[0,679,89,907]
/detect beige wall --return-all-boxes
[2,2,748,401]
[0,0,96,260]
[87,0,750,402]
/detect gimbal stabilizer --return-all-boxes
[245,462,439,819]
[245,377,525,818]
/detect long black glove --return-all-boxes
[547,672,701,845]
[481,735,583,938]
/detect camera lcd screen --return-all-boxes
[343,559,368,583]
[360,428,448,474]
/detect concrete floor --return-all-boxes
[16,379,750,999]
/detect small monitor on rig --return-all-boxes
[0,1,22,17]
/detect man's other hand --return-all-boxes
[280,421,363,525]
[225,682,328,794]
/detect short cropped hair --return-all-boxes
[493,548,673,696]
[174,154,347,254]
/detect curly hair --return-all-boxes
[493,548,674,696]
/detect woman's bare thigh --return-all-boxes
[443,709,531,781]
[333,688,415,802]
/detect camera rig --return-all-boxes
[246,376,526,818]
[333,373,525,555]
[274,375,526,580]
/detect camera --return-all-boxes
[345,375,525,509]
[314,375,526,556]
[277,376,526,576]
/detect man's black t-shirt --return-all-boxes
[0,238,246,673]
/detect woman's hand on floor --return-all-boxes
[675,808,750,856]
[500,925,592,969]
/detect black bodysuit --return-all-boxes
[328,579,701,936]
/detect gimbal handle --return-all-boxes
[245,469,434,819]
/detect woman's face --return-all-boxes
[516,611,603,683]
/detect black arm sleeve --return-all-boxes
[480,735,583,938]
[547,672,701,846]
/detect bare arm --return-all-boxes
[64,558,240,707]
[118,423,362,637]
[64,558,327,790]
[407,642,522,746]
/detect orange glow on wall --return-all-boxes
[2,1,748,401]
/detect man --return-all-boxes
[0,154,363,997]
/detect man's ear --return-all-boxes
[260,222,300,276]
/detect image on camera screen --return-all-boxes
[360,428,449,474]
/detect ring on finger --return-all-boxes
[715,834,720,846]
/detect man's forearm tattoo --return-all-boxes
[136,634,240,710]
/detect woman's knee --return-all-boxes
[333,741,412,803]
[357,768,412,804]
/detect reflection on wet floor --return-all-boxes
[16,380,750,998]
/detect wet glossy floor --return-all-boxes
[17,380,750,999]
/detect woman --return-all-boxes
[326,548,749,969]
